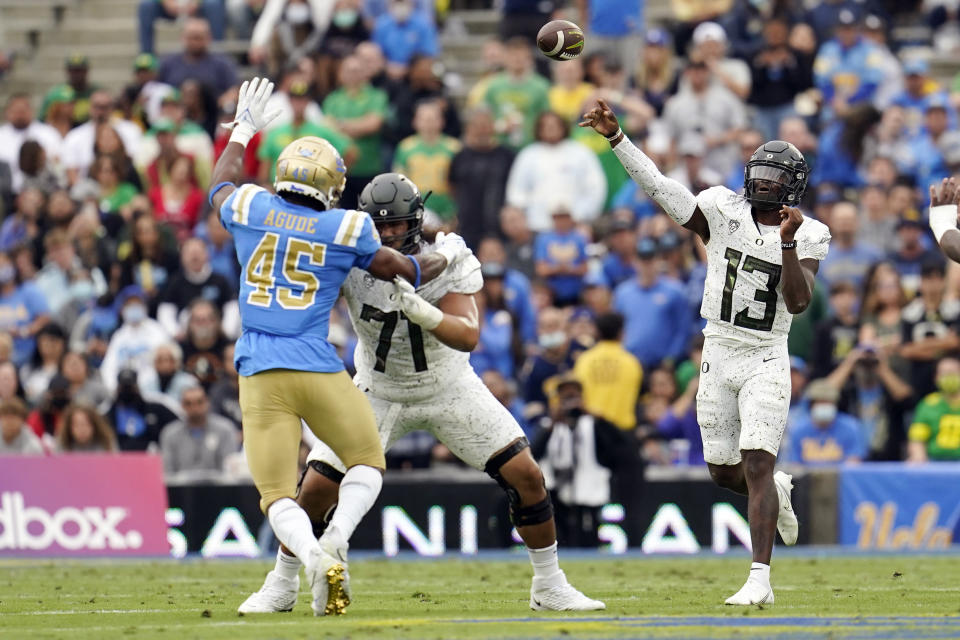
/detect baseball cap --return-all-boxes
[816,184,841,206]
[904,58,930,76]
[806,379,840,403]
[864,14,885,30]
[837,9,858,26]
[117,284,146,307]
[161,88,182,104]
[553,371,583,392]
[646,28,670,47]
[133,53,157,72]
[896,210,925,229]
[607,218,635,235]
[636,236,658,258]
[152,118,176,134]
[45,85,76,105]
[65,53,89,69]
[692,21,727,45]
[289,81,310,98]
[658,231,682,252]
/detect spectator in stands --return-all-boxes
[668,133,723,193]
[614,237,691,370]
[315,0,371,94]
[906,100,953,191]
[748,17,813,141]
[465,39,505,109]
[157,18,236,102]
[26,373,71,445]
[600,218,637,290]
[322,54,389,207]
[179,78,219,139]
[0,188,44,253]
[859,263,907,355]
[891,59,956,136]
[505,111,606,232]
[476,238,537,342]
[56,404,117,453]
[888,213,945,298]
[826,343,913,460]
[227,0,267,40]
[899,262,960,397]
[662,58,746,178]
[208,342,241,429]
[0,250,50,368]
[106,368,178,451]
[148,154,204,241]
[819,201,884,288]
[41,54,98,127]
[498,0,557,41]
[573,312,642,431]
[87,154,139,223]
[258,82,354,184]
[534,207,588,307]
[723,129,764,192]
[141,342,200,407]
[498,205,536,280]
[159,382,237,475]
[687,22,751,100]
[137,92,214,190]
[858,183,898,254]
[63,90,143,186]
[908,357,960,462]
[18,141,61,198]
[634,29,677,116]
[59,350,110,410]
[157,238,235,335]
[393,100,461,222]
[521,306,573,418]
[180,299,229,388]
[812,281,860,379]
[0,397,42,455]
[41,86,76,140]
[372,0,438,78]
[391,56,462,143]
[0,94,63,194]
[787,379,865,464]
[194,209,238,285]
[481,368,531,438]
[99,285,170,392]
[532,373,632,547]
[248,0,331,75]
[813,10,885,121]
[470,262,519,379]
[483,37,550,149]
[548,60,595,126]
[654,373,703,465]
[113,213,180,299]
[123,53,172,130]
[577,0,644,77]
[0,360,23,406]
[139,0,226,55]
[21,323,66,405]
[448,108,514,249]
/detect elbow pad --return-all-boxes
[614,137,696,225]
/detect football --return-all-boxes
[536,19,585,61]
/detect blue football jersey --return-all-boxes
[220,184,381,376]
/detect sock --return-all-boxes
[328,465,383,540]
[750,562,771,587]
[528,542,561,579]
[274,548,301,580]
[267,498,320,564]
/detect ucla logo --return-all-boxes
[336,155,346,174]
[298,148,315,158]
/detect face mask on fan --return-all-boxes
[937,374,960,395]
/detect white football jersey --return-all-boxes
[697,186,831,347]
[343,245,483,401]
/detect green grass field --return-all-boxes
[1,554,959,639]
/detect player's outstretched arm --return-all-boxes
[391,280,479,352]
[929,177,960,263]
[366,231,469,287]
[209,77,282,213]
[578,99,710,242]
[779,205,818,314]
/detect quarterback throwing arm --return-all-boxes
[929,177,960,263]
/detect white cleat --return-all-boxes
[774,470,799,545]
[305,544,350,617]
[530,571,605,611]
[237,570,299,613]
[725,579,774,605]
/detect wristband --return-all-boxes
[605,127,623,142]
[930,204,959,242]
[208,181,234,207]
[406,254,422,288]
[228,122,256,147]
[781,240,797,250]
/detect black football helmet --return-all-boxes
[743,140,809,211]
[358,173,424,254]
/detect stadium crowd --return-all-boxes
[1,0,960,480]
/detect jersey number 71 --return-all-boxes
[245,232,327,309]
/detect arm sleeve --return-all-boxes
[612,136,697,226]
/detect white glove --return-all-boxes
[222,77,282,146]
[393,277,443,330]
[432,231,470,266]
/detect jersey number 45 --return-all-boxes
[245,232,328,309]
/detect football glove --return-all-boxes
[432,231,470,267]
[222,77,282,146]
[392,277,443,330]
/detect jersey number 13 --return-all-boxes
[720,247,782,332]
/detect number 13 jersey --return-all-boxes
[697,186,831,347]
[343,245,483,402]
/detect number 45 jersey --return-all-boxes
[697,186,831,347]
[343,245,483,402]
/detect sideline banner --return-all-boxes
[0,454,169,556]
[839,463,960,549]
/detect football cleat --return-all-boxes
[530,571,605,611]
[306,540,351,616]
[318,526,351,615]
[237,570,299,613]
[774,470,798,546]
[725,578,774,605]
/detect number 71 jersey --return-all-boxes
[343,246,483,401]
[697,186,831,346]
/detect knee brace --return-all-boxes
[483,437,554,528]
[298,461,343,538]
